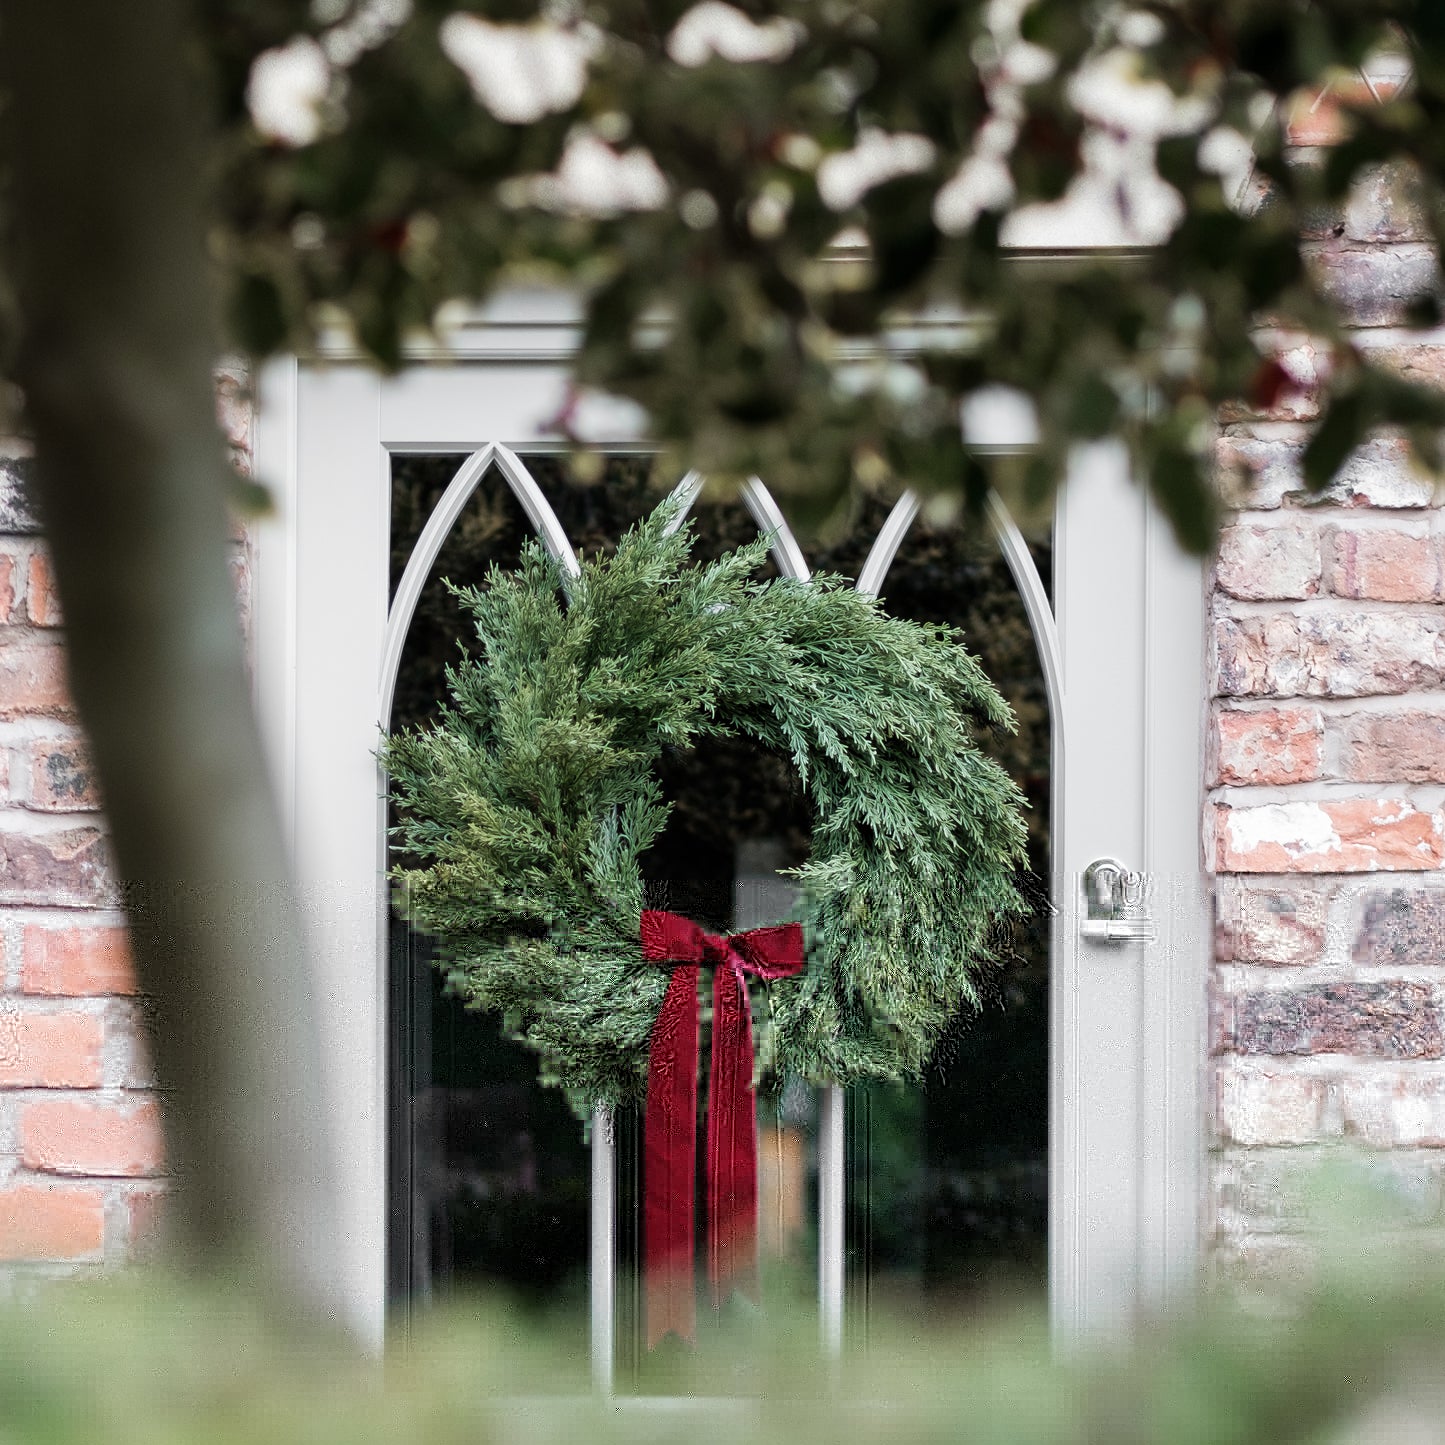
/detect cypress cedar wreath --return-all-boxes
[383,498,1029,1337]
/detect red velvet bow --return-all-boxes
[640,908,805,1347]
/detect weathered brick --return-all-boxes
[1215,1065,1327,1145]
[21,923,136,996]
[24,551,60,628]
[0,1009,103,1087]
[1337,709,1445,783]
[0,643,71,718]
[1342,1072,1445,1147]
[1306,243,1440,327]
[27,737,100,811]
[1346,162,1429,244]
[1215,706,1322,785]
[1330,434,1438,508]
[216,366,253,481]
[1214,433,1302,511]
[0,826,112,906]
[1211,1234,1320,1302]
[21,1097,164,1177]
[1371,344,1445,395]
[1217,981,1443,1059]
[1215,799,1445,873]
[0,553,15,625]
[1219,341,1322,422]
[1216,523,1321,600]
[1214,612,1445,698]
[0,459,39,536]
[1283,72,1406,148]
[126,1187,167,1261]
[1211,1150,1445,1232]
[1329,524,1440,602]
[229,551,251,645]
[109,1001,157,1090]
[0,1183,105,1260]
[1216,881,1329,965]
[1354,888,1445,968]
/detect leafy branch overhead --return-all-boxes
[201,2,1445,546]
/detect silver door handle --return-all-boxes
[1080,857,1156,944]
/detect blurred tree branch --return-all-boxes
[0,0,343,1329]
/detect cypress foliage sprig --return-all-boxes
[383,502,1029,1111]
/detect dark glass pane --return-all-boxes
[386,453,810,1373]
[809,495,1051,1326]
[387,458,1050,1363]
[386,454,654,1342]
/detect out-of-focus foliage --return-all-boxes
[189,1,1445,548]
[12,1189,1445,1444]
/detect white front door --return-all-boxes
[251,290,1206,1355]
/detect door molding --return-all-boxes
[251,286,1206,1349]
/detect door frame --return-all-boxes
[250,285,1207,1352]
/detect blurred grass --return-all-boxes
[6,1163,1445,1443]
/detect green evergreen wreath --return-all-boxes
[383,501,1030,1111]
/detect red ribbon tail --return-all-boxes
[707,962,759,1310]
[644,962,700,1348]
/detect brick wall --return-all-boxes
[1210,99,1445,1287]
[0,369,252,1279]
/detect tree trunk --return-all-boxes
[0,1,347,1332]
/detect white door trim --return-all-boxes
[251,286,1206,1350]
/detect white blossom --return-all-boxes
[934,154,1015,234]
[529,134,669,217]
[323,0,412,67]
[1198,125,1256,207]
[666,2,804,67]
[1069,47,1214,138]
[439,14,594,125]
[816,129,937,212]
[246,37,331,147]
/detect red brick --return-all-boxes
[1215,881,1328,966]
[1216,981,1443,1059]
[1326,434,1437,508]
[1283,73,1406,148]
[1215,706,1322,785]
[1370,344,1445,394]
[1329,525,1440,602]
[1354,887,1445,968]
[0,643,71,718]
[1213,433,1301,511]
[1215,798,1445,873]
[0,826,113,906]
[0,1011,103,1087]
[21,1097,165,1177]
[27,737,100,811]
[0,1183,104,1260]
[1215,1065,1327,1145]
[1216,523,1321,600]
[1345,162,1429,244]
[1338,709,1445,783]
[1214,612,1445,698]
[1306,243,1440,328]
[24,551,60,627]
[0,553,14,624]
[22,924,136,996]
